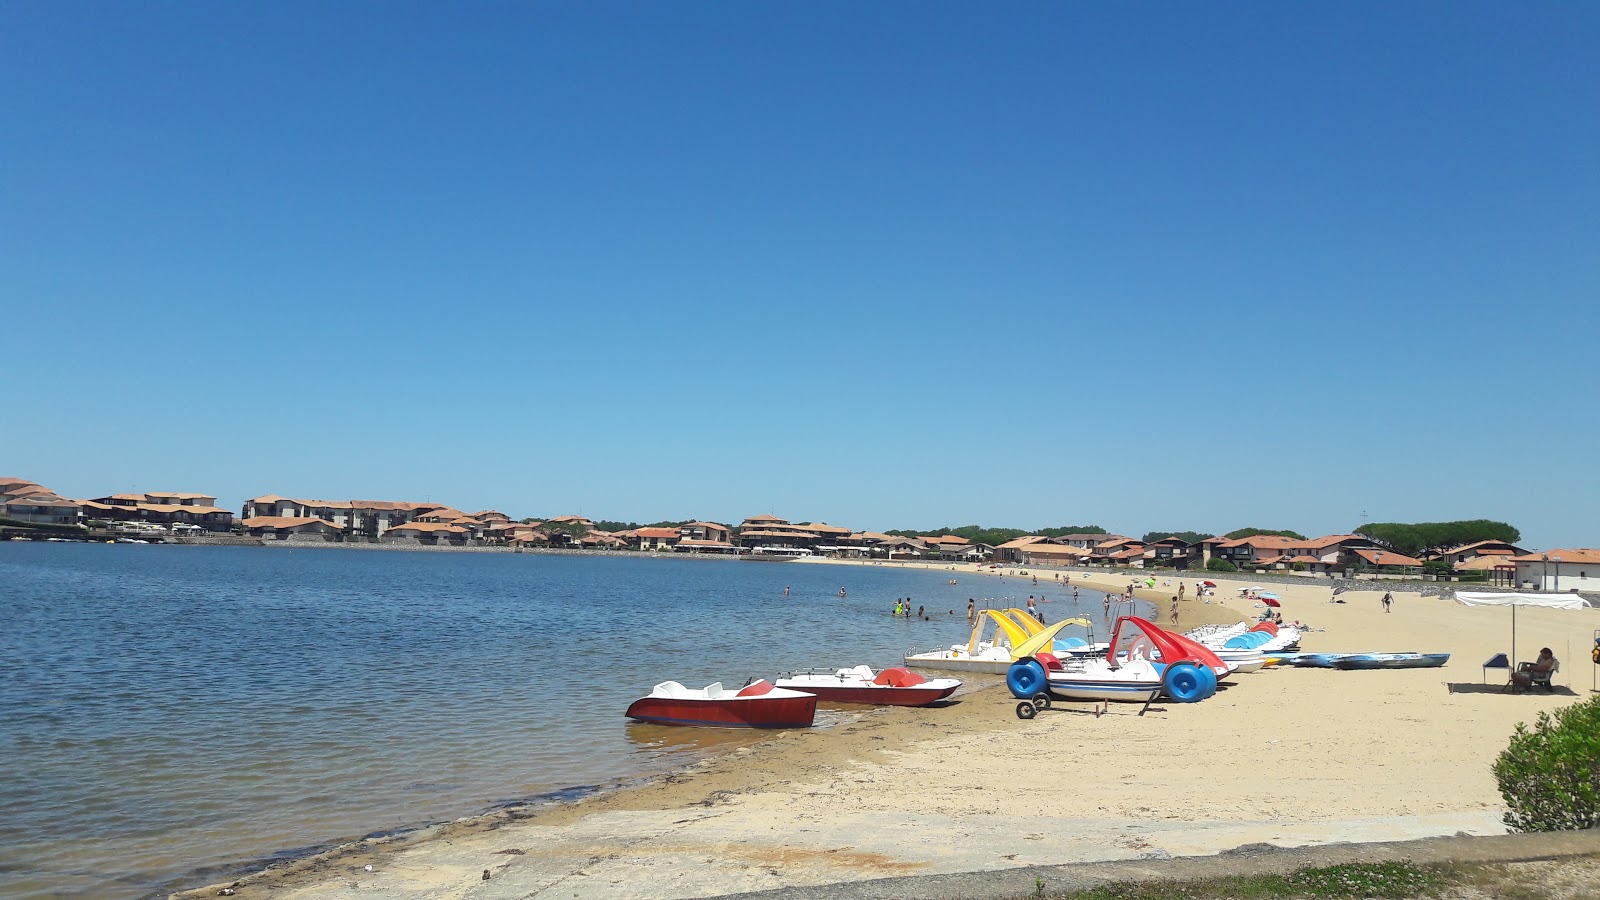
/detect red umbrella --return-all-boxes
[1261,597,1282,608]
[1202,581,1217,587]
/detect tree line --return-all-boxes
[1355,520,1521,557]
[886,524,1108,547]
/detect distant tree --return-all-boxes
[1141,530,1213,545]
[1225,527,1307,541]
[1036,525,1109,539]
[1206,558,1238,572]
[885,524,1106,547]
[1356,520,1521,558]
[519,517,541,524]
[593,520,642,532]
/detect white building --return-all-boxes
[1510,549,1600,593]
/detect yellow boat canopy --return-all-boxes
[1012,617,1095,659]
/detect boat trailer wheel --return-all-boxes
[1015,701,1037,720]
[1032,693,1051,710]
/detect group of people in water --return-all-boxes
[891,598,928,620]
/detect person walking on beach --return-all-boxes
[1178,582,1185,602]
[1170,596,1179,625]
[1381,591,1393,613]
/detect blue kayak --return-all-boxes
[1334,653,1450,670]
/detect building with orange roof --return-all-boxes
[679,521,731,543]
[242,495,444,537]
[239,516,342,540]
[632,526,682,551]
[381,521,472,546]
[1,487,82,527]
[80,490,232,531]
[1432,540,1529,567]
[1508,549,1600,593]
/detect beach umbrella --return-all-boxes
[1260,597,1282,608]
[1202,581,1217,587]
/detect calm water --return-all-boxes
[0,543,1129,899]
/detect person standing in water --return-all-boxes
[784,585,790,597]
[967,598,975,621]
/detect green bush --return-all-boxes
[1493,693,1600,832]
[1205,558,1237,572]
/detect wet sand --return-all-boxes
[177,564,1599,899]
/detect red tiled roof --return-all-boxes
[1352,548,1424,567]
[240,516,338,530]
[1508,548,1600,565]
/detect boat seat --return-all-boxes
[651,681,692,699]
[736,679,773,697]
[849,665,876,681]
[703,682,725,699]
[1035,652,1065,671]
[873,667,926,687]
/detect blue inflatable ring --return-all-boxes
[1163,662,1206,703]
[1007,658,1048,699]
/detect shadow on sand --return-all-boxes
[1445,682,1580,696]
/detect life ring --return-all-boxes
[1007,658,1049,699]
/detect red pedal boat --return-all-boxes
[774,666,961,706]
[624,679,817,728]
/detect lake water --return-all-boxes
[0,543,1133,899]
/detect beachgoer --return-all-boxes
[1178,583,1185,601]
[1026,597,1038,618]
[1381,591,1392,613]
[839,587,847,598]
[967,598,975,621]
[1073,587,1079,601]
[1510,648,1556,690]
[917,605,925,619]
[783,585,790,597]
[1170,596,1179,625]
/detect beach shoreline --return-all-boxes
[173,561,1600,900]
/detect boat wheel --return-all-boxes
[1016,701,1037,720]
[1032,693,1051,711]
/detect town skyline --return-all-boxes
[5,470,1583,553]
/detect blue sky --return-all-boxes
[4,2,1596,547]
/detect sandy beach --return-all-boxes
[181,563,1600,899]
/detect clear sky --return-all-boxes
[4,2,1596,547]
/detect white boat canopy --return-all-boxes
[1454,591,1591,610]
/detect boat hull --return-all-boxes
[1043,678,1165,702]
[903,654,1012,675]
[624,695,817,728]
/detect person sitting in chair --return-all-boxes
[1511,648,1556,690]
